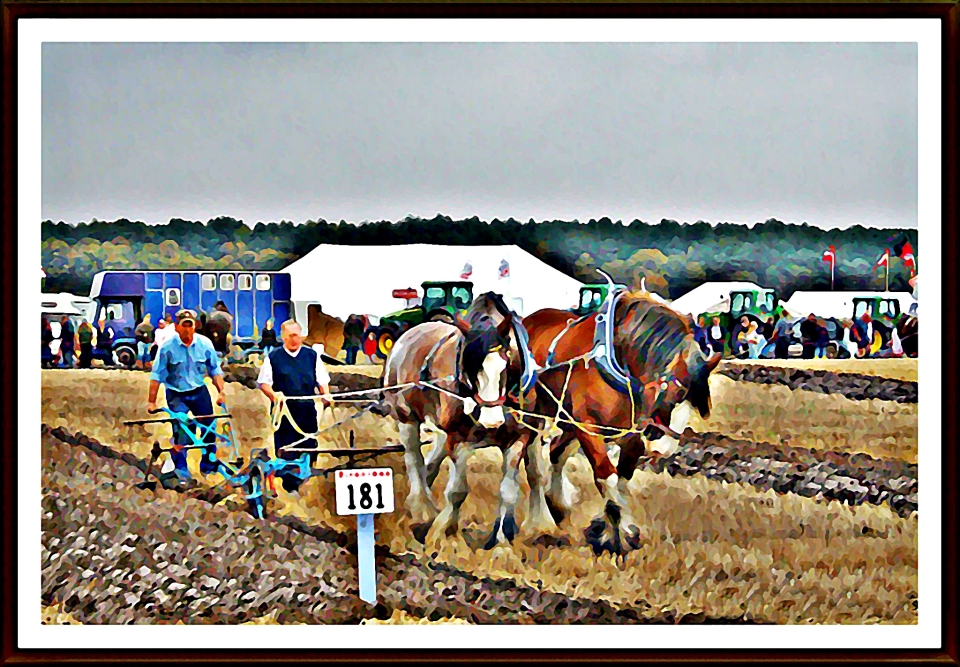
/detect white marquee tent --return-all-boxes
[282,245,585,342]
[669,281,767,317]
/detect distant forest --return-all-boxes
[41,215,918,301]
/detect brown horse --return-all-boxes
[383,293,542,547]
[521,290,722,554]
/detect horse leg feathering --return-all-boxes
[483,437,526,549]
[430,438,473,542]
[399,421,438,539]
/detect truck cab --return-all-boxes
[90,270,292,367]
[574,283,628,316]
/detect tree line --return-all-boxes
[41,215,918,301]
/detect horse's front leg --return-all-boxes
[428,435,472,543]
[399,421,438,543]
[483,435,528,549]
[521,430,559,536]
[544,429,579,526]
[424,428,449,488]
[577,430,642,556]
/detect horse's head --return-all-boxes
[458,300,515,429]
[613,293,722,454]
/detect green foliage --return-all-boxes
[40,216,918,300]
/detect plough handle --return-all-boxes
[123,414,233,426]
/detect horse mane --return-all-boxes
[612,291,693,378]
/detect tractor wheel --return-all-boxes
[114,345,137,368]
[376,328,397,360]
[427,310,456,325]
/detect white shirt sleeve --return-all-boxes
[316,354,331,389]
[257,352,273,386]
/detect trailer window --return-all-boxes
[105,303,127,321]
[220,274,235,291]
[238,274,253,291]
[256,275,271,291]
[165,288,181,307]
[201,274,217,291]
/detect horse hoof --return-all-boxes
[482,518,503,550]
[410,522,433,545]
[622,529,643,552]
[545,497,567,526]
[529,534,571,549]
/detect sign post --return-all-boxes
[334,467,395,605]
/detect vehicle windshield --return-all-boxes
[100,301,135,325]
[731,293,745,313]
[854,301,871,319]
[580,290,593,310]
[452,287,471,310]
[765,292,775,311]
[422,287,446,313]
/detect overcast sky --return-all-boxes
[41,42,917,229]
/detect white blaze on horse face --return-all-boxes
[475,350,507,428]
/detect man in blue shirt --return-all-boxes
[147,308,226,485]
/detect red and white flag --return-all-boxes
[875,248,890,269]
[460,261,473,280]
[900,241,916,274]
[821,245,836,268]
[498,259,510,279]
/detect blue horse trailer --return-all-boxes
[89,270,292,366]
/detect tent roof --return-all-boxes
[283,244,584,320]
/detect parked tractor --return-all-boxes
[363,281,474,360]
[697,288,783,355]
[573,283,628,316]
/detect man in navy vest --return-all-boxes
[257,320,331,493]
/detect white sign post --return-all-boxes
[334,467,394,604]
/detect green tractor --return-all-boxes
[364,281,474,360]
[573,283,628,316]
[850,294,915,355]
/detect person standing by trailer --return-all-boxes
[147,309,226,487]
[77,319,95,368]
[257,320,331,495]
[59,316,76,368]
[206,301,234,356]
[259,318,279,357]
[135,313,154,371]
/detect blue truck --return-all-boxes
[90,270,292,367]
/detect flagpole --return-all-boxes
[885,254,889,293]
[831,259,835,291]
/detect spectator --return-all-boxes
[799,314,820,360]
[839,320,858,359]
[769,315,793,359]
[41,320,54,368]
[135,313,155,371]
[260,318,279,357]
[153,315,178,351]
[692,316,710,354]
[707,317,726,357]
[852,312,874,358]
[96,315,114,366]
[206,301,234,356]
[762,316,774,341]
[745,321,767,359]
[731,316,751,358]
[59,316,76,368]
[77,319,95,368]
[342,314,366,365]
[815,320,831,359]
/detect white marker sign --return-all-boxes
[335,467,395,516]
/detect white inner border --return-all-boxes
[20,19,942,650]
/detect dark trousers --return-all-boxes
[273,399,318,492]
[345,345,359,365]
[167,386,218,476]
[79,343,93,368]
[775,339,791,359]
[802,343,816,359]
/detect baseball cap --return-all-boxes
[175,308,198,324]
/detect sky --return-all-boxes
[41,42,918,229]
